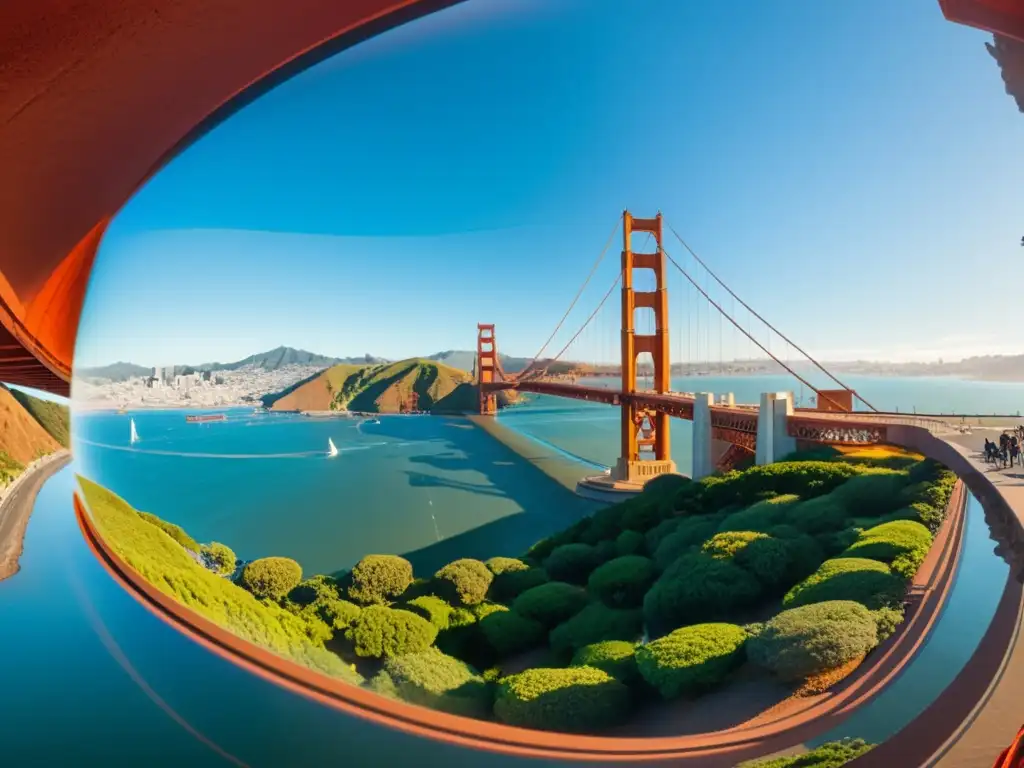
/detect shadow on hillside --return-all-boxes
[397,419,599,574]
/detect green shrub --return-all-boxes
[615,529,646,557]
[645,518,681,553]
[239,557,303,600]
[434,558,493,606]
[652,515,724,571]
[891,546,929,580]
[310,597,362,630]
[698,461,859,512]
[202,542,237,575]
[368,670,401,700]
[470,601,508,620]
[642,473,693,500]
[842,520,932,564]
[486,557,530,575]
[288,574,339,606]
[550,603,643,658]
[784,494,849,535]
[702,531,769,560]
[513,582,590,627]
[903,501,944,531]
[493,666,632,733]
[489,567,550,603]
[381,647,492,717]
[544,543,600,584]
[636,623,747,699]
[829,471,908,517]
[406,595,454,629]
[746,600,878,680]
[768,524,804,539]
[594,539,618,565]
[734,534,825,593]
[479,609,547,658]
[872,605,905,642]
[816,527,862,558]
[571,641,639,684]
[578,505,627,545]
[137,511,201,552]
[739,737,874,767]
[783,557,905,610]
[345,605,438,659]
[347,555,414,605]
[644,552,763,636]
[587,555,657,608]
[620,496,663,532]
[717,495,801,534]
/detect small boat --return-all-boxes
[186,413,227,423]
[327,438,339,457]
[365,418,381,426]
[130,418,140,445]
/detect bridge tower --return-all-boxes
[612,211,678,484]
[476,323,498,416]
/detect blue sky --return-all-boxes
[75,0,1023,370]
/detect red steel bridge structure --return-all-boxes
[474,210,994,495]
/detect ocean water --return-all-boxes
[2,373,1020,764]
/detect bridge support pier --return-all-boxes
[692,393,715,479]
[756,391,797,465]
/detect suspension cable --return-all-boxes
[666,222,877,412]
[662,246,850,413]
[518,214,622,379]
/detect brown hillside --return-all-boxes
[0,386,61,464]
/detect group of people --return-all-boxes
[984,427,1024,468]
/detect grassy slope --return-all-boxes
[270,358,480,414]
[76,475,360,681]
[0,386,61,466]
[9,388,70,447]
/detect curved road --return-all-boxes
[0,450,72,581]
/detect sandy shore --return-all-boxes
[0,450,72,582]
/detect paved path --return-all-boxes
[0,449,71,581]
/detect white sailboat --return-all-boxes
[130,418,140,445]
[327,437,338,457]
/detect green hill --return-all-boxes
[8,388,70,448]
[268,358,517,414]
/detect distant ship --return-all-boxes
[185,413,227,423]
[327,438,338,457]
[129,418,140,445]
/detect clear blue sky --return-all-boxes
[74,0,1023,370]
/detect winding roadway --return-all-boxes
[0,450,71,582]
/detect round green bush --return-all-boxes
[493,666,632,733]
[829,471,908,517]
[816,527,862,558]
[470,601,508,620]
[620,496,663,532]
[544,543,600,584]
[347,555,414,605]
[434,558,493,606]
[842,520,932,563]
[594,539,619,565]
[782,557,905,610]
[137,511,201,552]
[702,531,769,560]
[635,622,748,699]
[587,555,657,608]
[478,608,547,658]
[579,504,628,545]
[746,600,879,680]
[643,552,763,636]
[783,494,849,535]
[697,461,859,512]
[239,557,303,600]
[642,473,693,500]
[513,581,590,627]
[734,534,825,593]
[549,603,643,658]
[872,605,905,642]
[406,595,454,629]
[716,495,800,534]
[652,515,724,571]
[381,647,492,717]
[202,542,237,575]
[489,566,550,603]
[615,529,646,557]
[310,597,362,630]
[288,574,340,606]
[344,605,438,659]
[486,557,530,575]
[571,641,639,684]
[645,518,682,554]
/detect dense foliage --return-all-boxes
[478,607,547,659]
[783,557,905,610]
[740,738,874,767]
[513,582,590,627]
[716,495,800,534]
[488,566,550,603]
[734,534,824,594]
[377,647,492,717]
[493,666,632,732]
[636,623,748,699]
[570,641,640,684]
[239,557,303,600]
[544,543,601,584]
[345,605,438,659]
[587,555,657,608]
[651,515,725,571]
[550,603,644,658]
[406,595,454,629]
[137,511,200,552]
[202,541,237,575]
[347,555,414,605]
[746,601,879,680]
[434,558,493,606]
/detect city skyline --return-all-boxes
[74,0,1023,370]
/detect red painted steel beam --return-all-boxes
[939,0,1024,42]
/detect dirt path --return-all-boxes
[0,449,71,582]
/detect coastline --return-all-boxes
[0,450,72,582]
